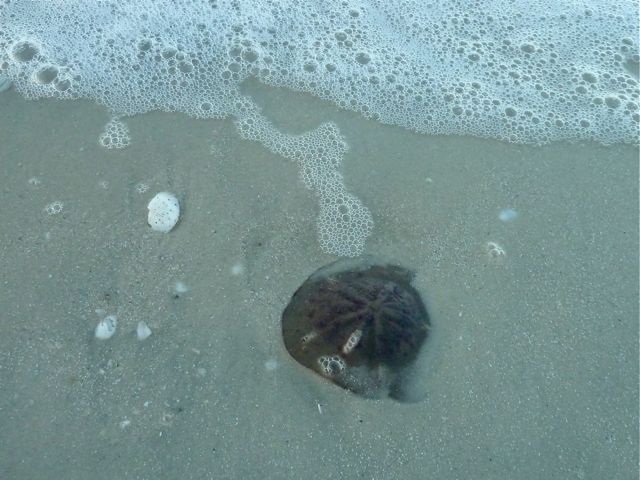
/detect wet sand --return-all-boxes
[0,86,637,479]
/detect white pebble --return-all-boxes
[136,321,152,341]
[147,192,180,232]
[499,208,518,222]
[95,315,118,339]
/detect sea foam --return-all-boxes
[1,0,636,145]
[1,0,637,255]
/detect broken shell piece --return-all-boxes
[147,192,180,232]
[95,315,117,339]
[136,321,152,341]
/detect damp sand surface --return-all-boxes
[0,86,638,480]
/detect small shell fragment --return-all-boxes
[136,321,152,341]
[95,315,118,340]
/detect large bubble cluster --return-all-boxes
[234,105,373,257]
[0,0,637,254]
[1,0,636,145]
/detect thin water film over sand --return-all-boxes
[0,90,637,479]
[0,0,638,478]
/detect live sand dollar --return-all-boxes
[282,258,430,402]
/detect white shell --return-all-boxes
[147,192,180,232]
[95,315,117,339]
[136,321,152,341]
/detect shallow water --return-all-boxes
[0,84,638,479]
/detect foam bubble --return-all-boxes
[318,355,347,376]
[44,201,63,215]
[34,65,58,84]
[486,241,506,257]
[135,182,149,194]
[10,40,39,62]
[99,117,131,149]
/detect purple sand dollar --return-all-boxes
[282,258,430,402]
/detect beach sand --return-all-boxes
[0,84,637,479]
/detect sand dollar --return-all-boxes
[282,257,430,401]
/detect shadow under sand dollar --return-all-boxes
[282,257,431,402]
